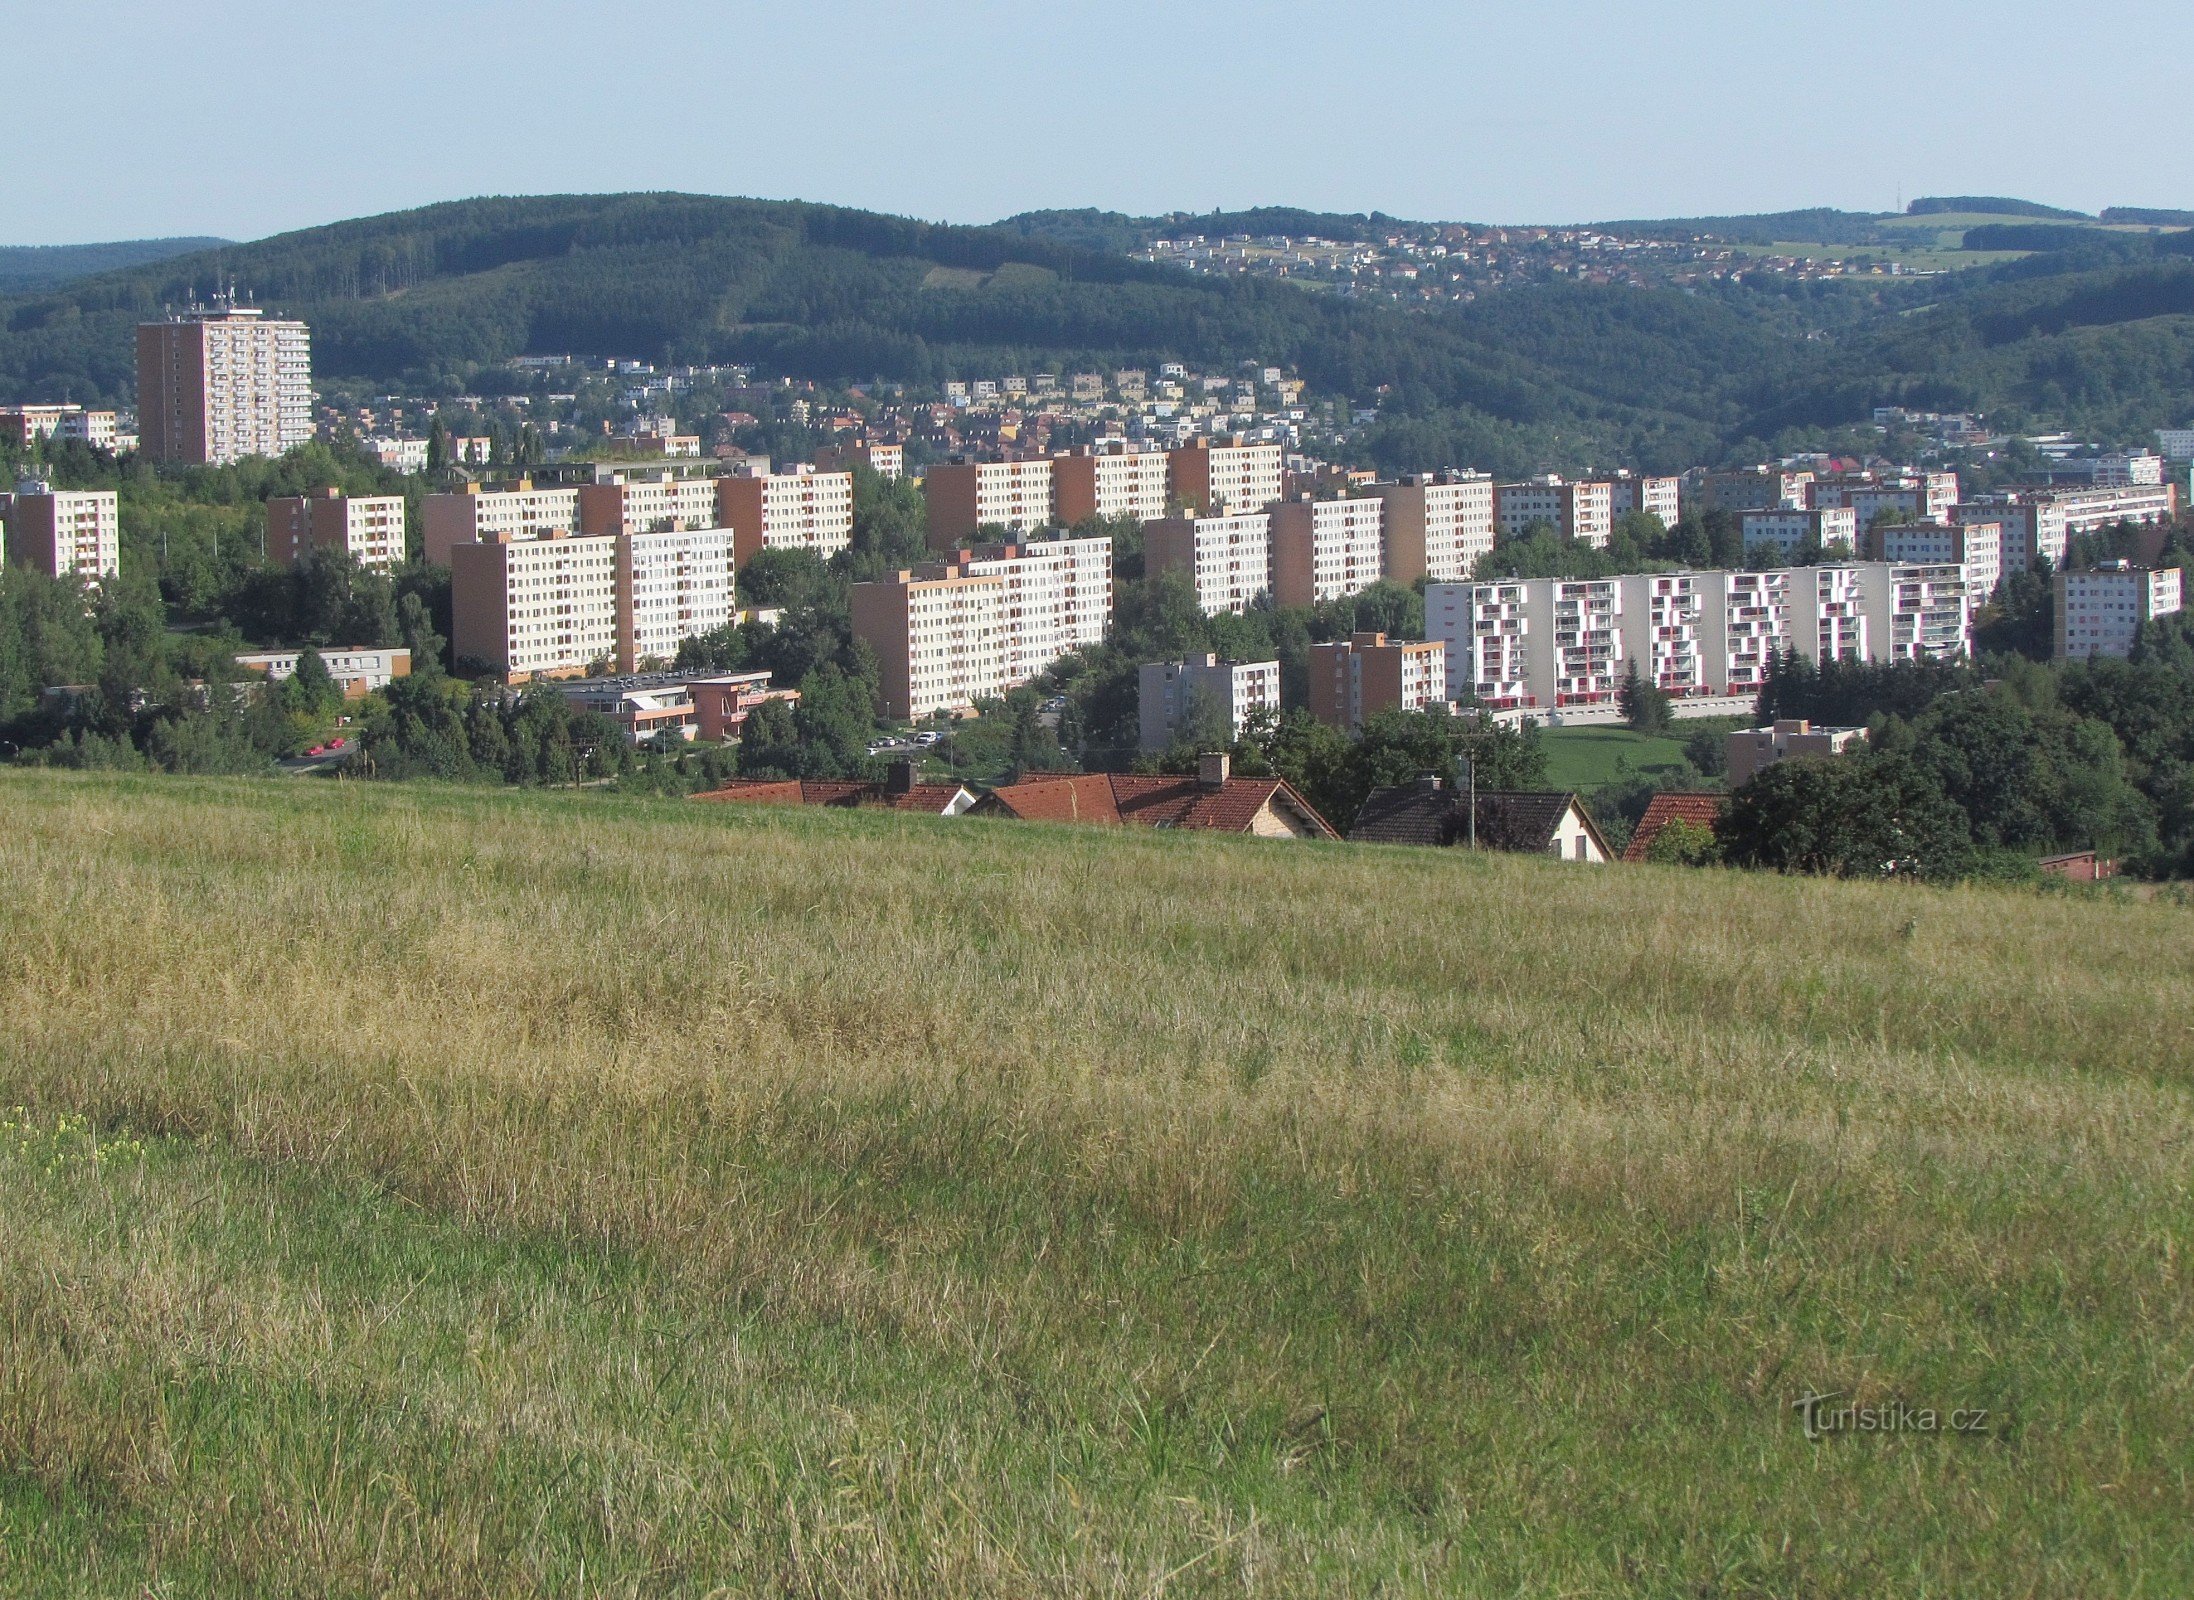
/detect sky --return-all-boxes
[7,0,2192,245]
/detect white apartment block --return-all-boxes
[1271,496,1385,606]
[2050,482,2178,537]
[618,526,739,670]
[363,436,430,473]
[1138,655,1282,751]
[718,466,855,564]
[424,483,583,564]
[1815,472,1960,528]
[2156,429,2194,462]
[851,566,1008,720]
[963,537,1114,685]
[1871,520,2000,604]
[1169,439,1284,515]
[924,455,1057,540]
[1495,477,1614,547]
[1742,506,1858,557]
[1053,442,1171,524]
[1609,471,1682,527]
[1375,471,1495,583]
[268,489,407,572]
[449,532,619,677]
[0,479,120,583]
[137,304,312,466]
[1430,562,1968,710]
[1144,512,1274,614]
[2056,565,2184,660]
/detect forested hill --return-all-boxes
[7,192,2194,473]
[0,236,230,294]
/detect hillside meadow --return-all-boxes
[0,768,2189,1596]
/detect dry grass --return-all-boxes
[0,767,2189,1596]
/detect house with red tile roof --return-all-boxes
[1622,792,1725,863]
[1350,777,1612,861]
[691,761,977,816]
[973,754,1338,839]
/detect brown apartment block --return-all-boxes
[1051,442,1171,525]
[814,441,904,480]
[715,467,855,566]
[1309,632,1449,731]
[1373,471,1496,585]
[850,563,1009,720]
[1166,439,1284,516]
[137,304,312,466]
[922,455,1056,546]
[266,488,407,571]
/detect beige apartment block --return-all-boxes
[1609,470,1682,527]
[1375,471,1495,584]
[1051,442,1171,525]
[577,471,723,537]
[267,488,407,572]
[423,483,584,564]
[1,478,120,583]
[449,532,619,678]
[2056,563,2184,661]
[851,564,1009,719]
[716,466,855,565]
[1144,512,1274,615]
[923,455,1056,544]
[1270,496,1384,607]
[1166,438,1284,516]
[814,441,904,480]
[1495,477,1614,548]
[137,303,311,465]
[1309,631,1447,731]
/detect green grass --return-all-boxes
[1538,722,1719,789]
[0,768,2190,1595]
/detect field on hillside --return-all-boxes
[1,769,2190,1596]
[1537,722,1726,789]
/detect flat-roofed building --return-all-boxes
[1138,655,1281,751]
[137,301,311,465]
[1309,631,1448,731]
[1426,575,1623,710]
[715,465,854,565]
[1867,519,1998,603]
[1166,438,1283,515]
[2056,563,2184,660]
[423,482,583,564]
[1727,719,1867,787]
[1495,476,1614,547]
[1051,441,1170,525]
[1696,466,1812,513]
[0,477,119,583]
[232,645,411,699]
[1609,470,1683,528]
[851,563,1008,719]
[449,531,620,678]
[962,536,1113,685]
[0,404,119,451]
[1143,512,1273,614]
[615,525,739,671]
[266,488,407,572]
[576,469,723,536]
[1741,506,1857,558]
[1374,471,1495,584]
[1270,496,1385,606]
[923,454,1056,543]
[813,441,904,480]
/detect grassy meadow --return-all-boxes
[0,767,2189,1596]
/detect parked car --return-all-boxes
[913,731,942,747]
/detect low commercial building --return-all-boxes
[0,478,119,583]
[551,670,798,743]
[1741,506,1857,557]
[0,404,119,451]
[266,488,407,571]
[1374,471,1495,583]
[1495,476,1613,547]
[1351,778,1612,862]
[1051,441,1171,524]
[1143,512,1274,614]
[232,645,411,698]
[2055,563,2183,660]
[715,465,854,565]
[1269,495,1385,606]
[1727,719,1866,787]
[1138,655,1281,751]
[1167,438,1284,515]
[1309,632,1447,731]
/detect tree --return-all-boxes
[1620,662,1673,734]
[1683,725,1728,777]
[1720,755,1972,880]
[289,646,339,716]
[1644,815,1721,866]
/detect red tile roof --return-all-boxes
[1622,791,1725,863]
[977,773,1337,838]
[691,779,971,814]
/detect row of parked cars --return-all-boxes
[866,731,943,755]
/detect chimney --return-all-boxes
[1197,752,1231,789]
[1416,773,1444,794]
[886,759,917,796]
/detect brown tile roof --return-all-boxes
[1622,792,1726,863]
[691,779,971,815]
[1351,784,1608,856]
[977,773,1337,838]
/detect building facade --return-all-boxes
[1052,442,1171,524]
[1608,471,1683,528]
[1309,632,1448,731]
[266,489,407,572]
[715,466,855,565]
[1495,477,1613,547]
[0,478,120,583]
[1143,512,1274,615]
[2055,564,2184,660]
[923,454,1056,542]
[1375,471,1496,584]
[1867,519,2000,604]
[423,483,584,564]
[1270,496,1385,606]
[232,645,411,698]
[449,532,620,677]
[137,302,311,465]
[1741,506,1858,557]
[1166,439,1284,516]
[1137,655,1282,751]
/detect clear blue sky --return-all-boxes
[10,0,2191,244]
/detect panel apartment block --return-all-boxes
[923,455,1056,544]
[1609,471,1683,527]
[1426,577,1623,709]
[576,471,723,537]
[1166,439,1283,516]
[423,483,583,564]
[1867,520,2000,604]
[137,304,311,466]
[449,532,619,678]
[2056,564,2184,660]
[1375,471,1495,584]
[1143,512,1274,614]
[266,488,407,572]
[716,466,855,566]
[1741,506,1857,558]
[963,537,1114,685]
[616,526,739,671]
[1,479,120,583]
[1052,443,1171,525]
[850,565,1008,719]
[1270,497,1384,607]
[1138,655,1282,751]
[1309,632,1447,731]
[1494,477,1614,547]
